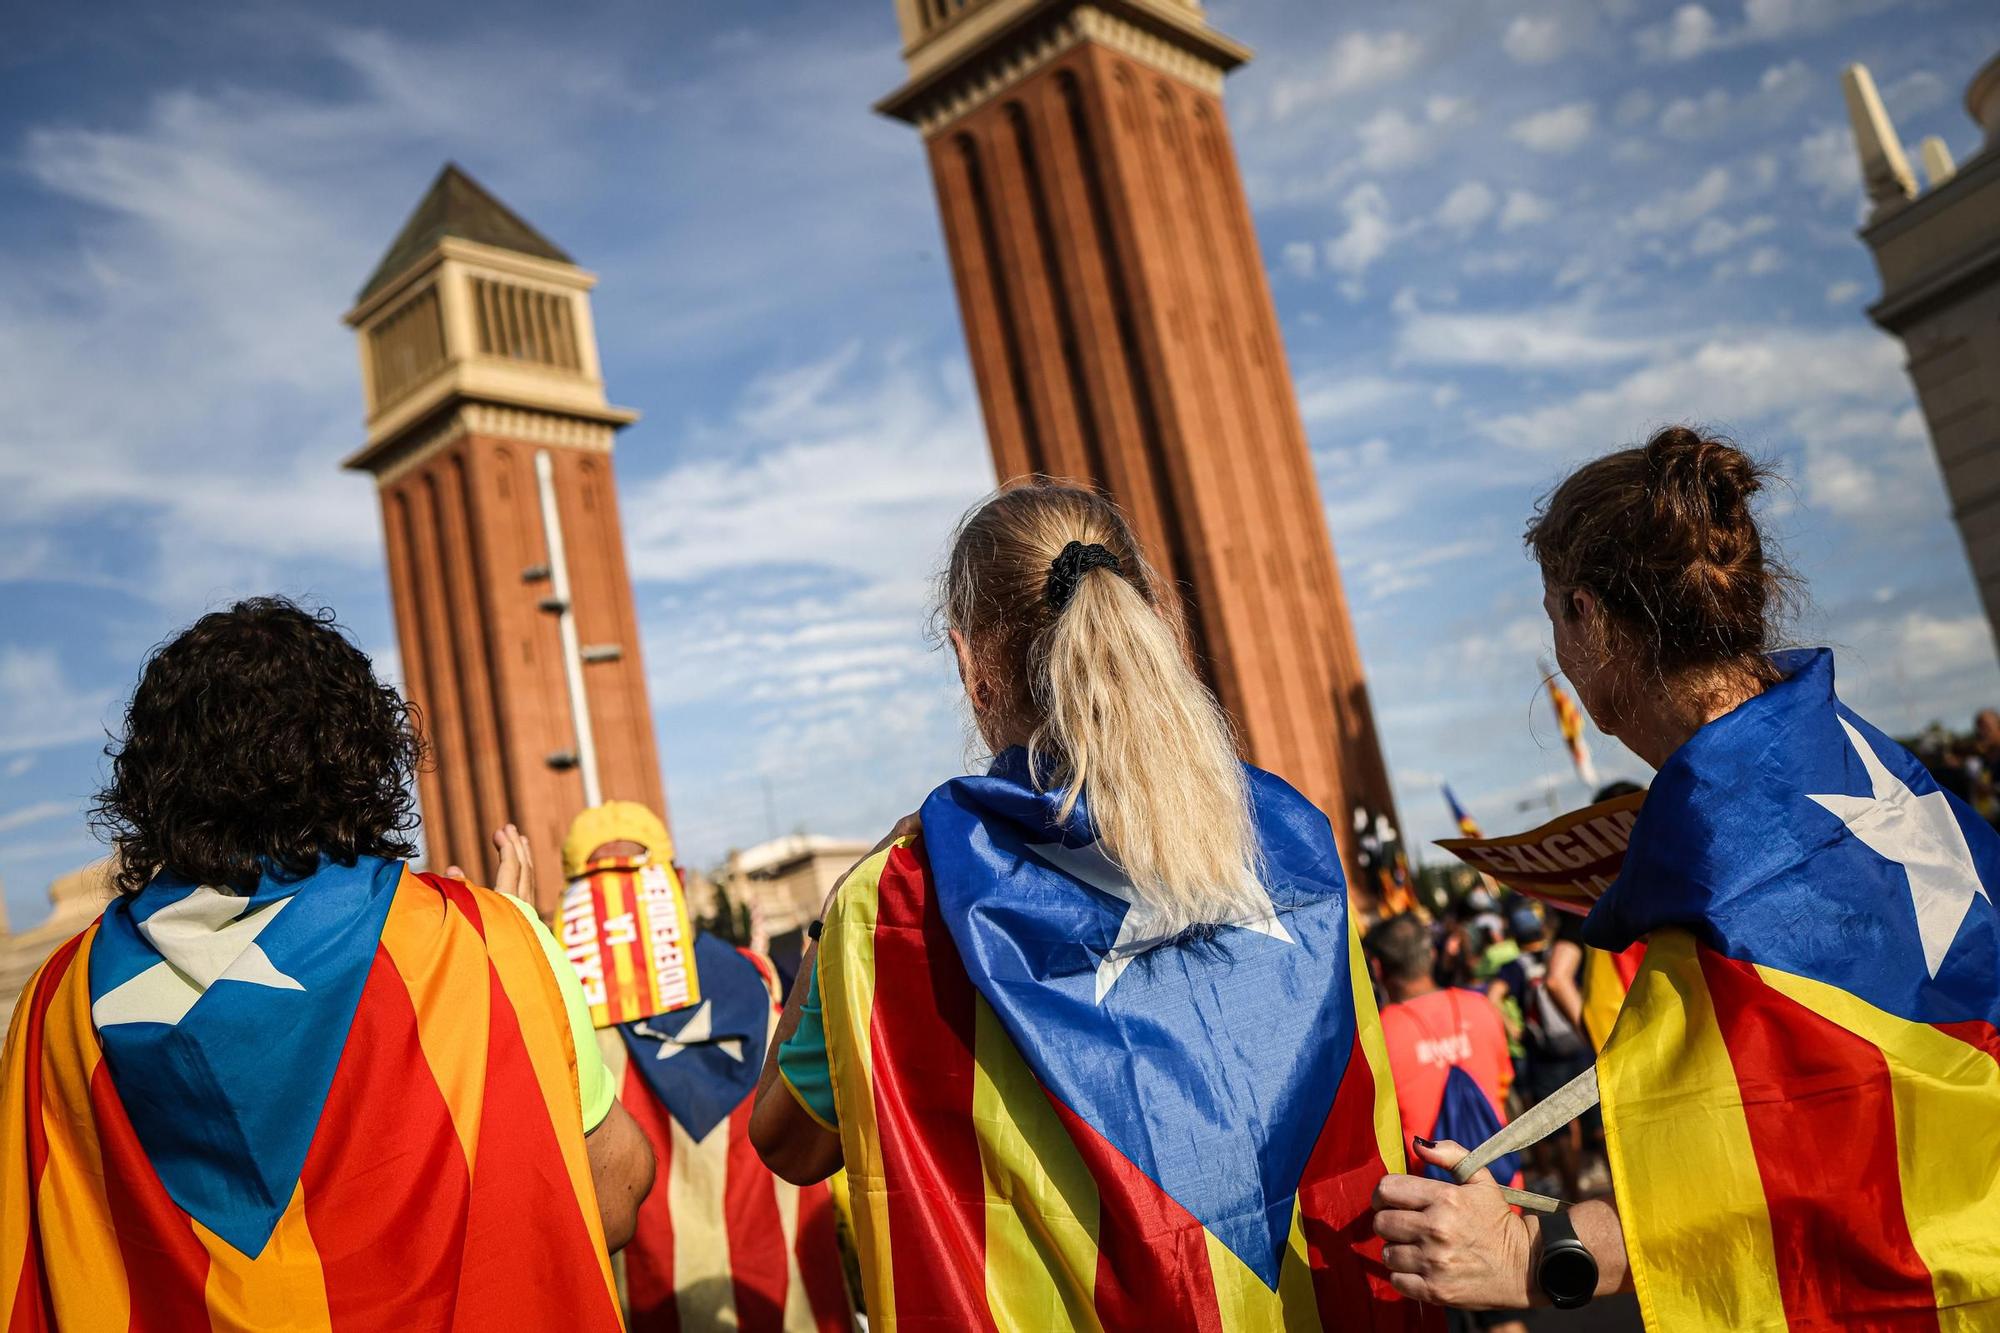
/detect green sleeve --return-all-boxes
[776,956,839,1131]
[503,894,616,1134]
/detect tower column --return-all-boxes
[881,1,1399,869]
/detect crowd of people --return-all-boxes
[3,425,1997,1331]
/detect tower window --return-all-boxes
[471,278,581,371]
[367,285,447,409]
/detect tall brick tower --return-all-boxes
[344,164,665,909]
[878,0,1397,865]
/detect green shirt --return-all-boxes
[502,894,616,1133]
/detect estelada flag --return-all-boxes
[562,855,701,1027]
[609,932,853,1332]
[1442,784,1483,838]
[1543,669,1599,789]
[816,749,1437,1331]
[1586,650,2000,1330]
[0,858,620,1331]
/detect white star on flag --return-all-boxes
[642,1001,745,1063]
[1809,717,1990,978]
[1026,839,1293,1004]
[92,888,305,1029]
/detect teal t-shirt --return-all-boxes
[776,957,838,1130]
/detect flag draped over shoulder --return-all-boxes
[1586,649,2000,1332]
[611,932,852,1333]
[0,859,620,1333]
[815,749,1436,1332]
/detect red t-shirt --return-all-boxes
[1379,987,1513,1160]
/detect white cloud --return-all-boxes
[0,649,117,755]
[1884,70,1947,118]
[1497,189,1556,232]
[1326,182,1397,278]
[1502,16,1568,65]
[1435,181,1497,234]
[1797,125,1862,205]
[1509,102,1595,154]
[1395,306,1659,369]
[1637,4,1719,60]
[1269,30,1425,121]
[1282,241,1317,279]
[0,801,74,836]
[1294,373,1423,429]
[1825,279,1864,305]
[1625,166,1730,231]
[1689,213,1777,256]
[1614,90,1656,126]
[1356,109,1434,170]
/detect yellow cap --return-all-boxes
[562,801,674,880]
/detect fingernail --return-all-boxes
[1413,1137,1436,1150]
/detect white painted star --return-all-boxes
[640,1002,745,1063]
[1809,717,1991,978]
[93,888,304,1029]
[1025,840,1293,1005]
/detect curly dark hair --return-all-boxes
[92,597,426,897]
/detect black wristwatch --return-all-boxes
[1536,1208,1598,1310]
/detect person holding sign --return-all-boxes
[1375,426,2000,1326]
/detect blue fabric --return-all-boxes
[88,855,403,1258]
[1425,1066,1517,1185]
[775,959,837,1129]
[1585,648,2000,1029]
[921,749,1357,1289]
[620,931,769,1143]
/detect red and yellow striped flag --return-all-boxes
[0,867,620,1332]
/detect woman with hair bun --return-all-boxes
[751,481,1434,1331]
[1373,427,2000,1327]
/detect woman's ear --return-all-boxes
[1569,586,1598,625]
[949,628,990,712]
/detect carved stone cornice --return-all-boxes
[362,402,616,488]
[879,0,1243,136]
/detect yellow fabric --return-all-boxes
[1580,945,1626,1053]
[1754,965,2000,1332]
[819,843,898,1329]
[194,1183,334,1332]
[972,995,1102,1331]
[1347,910,1408,1175]
[563,800,674,880]
[1599,930,1788,1331]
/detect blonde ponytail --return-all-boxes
[940,482,1265,936]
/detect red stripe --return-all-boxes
[7,933,83,1333]
[1939,1017,2000,1070]
[1299,1028,1434,1332]
[422,874,487,939]
[1701,950,1940,1330]
[620,1062,681,1333]
[866,844,997,1329]
[792,1180,852,1332]
[1612,942,1647,990]
[89,1061,210,1331]
[724,1100,789,1333]
[447,958,622,1332]
[301,948,472,1331]
[1045,1095,1224,1332]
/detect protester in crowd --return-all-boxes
[1374,427,2000,1325]
[0,597,653,1328]
[563,802,852,1332]
[1366,913,1525,1333]
[749,482,1431,1329]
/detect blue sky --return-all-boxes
[3,0,1997,928]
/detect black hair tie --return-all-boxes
[1046,541,1122,612]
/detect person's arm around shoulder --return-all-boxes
[751,814,921,1184]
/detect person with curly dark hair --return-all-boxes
[2,597,655,1327]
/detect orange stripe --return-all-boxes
[2,929,86,1331]
[378,870,490,1170]
[196,1183,332,1332]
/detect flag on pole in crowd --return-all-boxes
[0,861,621,1331]
[1585,649,2000,1330]
[1442,784,1483,838]
[1542,666,1599,789]
[812,749,1438,1331]
[609,933,854,1332]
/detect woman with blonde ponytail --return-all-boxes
[752,481,1428,1332]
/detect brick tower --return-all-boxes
[344,164,664,909]
[878,0,1397,865]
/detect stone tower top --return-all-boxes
[341,164,635,480]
